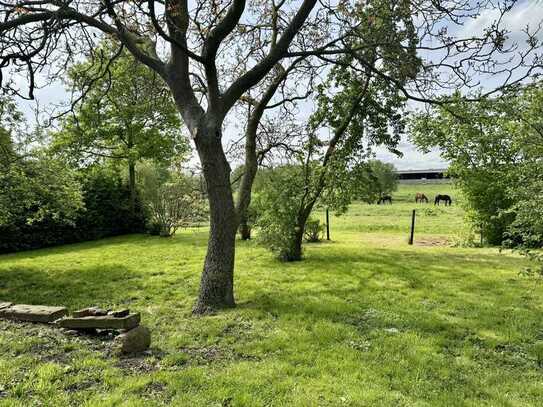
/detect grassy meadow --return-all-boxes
[1,182,543,406]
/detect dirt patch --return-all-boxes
[415,237,451,247]
[140,381,167,396]
[65,379,99,393]
[180,345,229,364]
[115,353,161,374]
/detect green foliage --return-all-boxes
[76,166,146,235]
[351,160,398,204]
[254,165,307,261]
[310,0,420,166]
[0,95,147,252]
[52,42,187,177]
[138,161,208,237]
[304,218,324,243]
[410,86,543,246]
[504,164,543,277]
[0,94,24,163]
[0,153,83,227]
[0,96,83,227]
[254,160,399,259]
[0,166,145,253]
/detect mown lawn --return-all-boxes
[1,183,542,406]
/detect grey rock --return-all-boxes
[72,307,109,317]
[115,325,151,354]
[0,302,13,310]
[108,309,130,318]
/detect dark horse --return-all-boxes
[434,194,452,206]
[377,195,392,205]
[415,192,428,203]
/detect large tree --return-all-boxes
[353,160,399,204]
[0,94,25,164]
[53,44,185,215]
[1,0,541,313]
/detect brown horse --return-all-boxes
[415,193,428,203]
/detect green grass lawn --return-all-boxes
[1,183,542,406]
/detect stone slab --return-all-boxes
[0,304,67,323]
[0,302,13,310]
[58,313,140,330]
[72,307,109,317]
[108,309,129,318]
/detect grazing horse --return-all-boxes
[434,194,452,206]
[377,195,392,205]
[415,193,429,203]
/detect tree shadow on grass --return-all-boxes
[0,231,209,263]
[0,264,140,309]
[238,247,535,340]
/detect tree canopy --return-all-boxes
[53,43,186,212]
[410,84,543,246]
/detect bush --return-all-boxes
[304,218,324,242]
[0,166,146,253]
[147,221,163,236]
[76,167,146,239]
[254,166,307,261]
[138,162,208,237]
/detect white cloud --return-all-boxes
[374,138,448,171]
[458,1,543,40]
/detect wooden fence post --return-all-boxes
[326,208,330,241]
[408,209,416,245]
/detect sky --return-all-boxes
[12,0,543,171]
[376,0,543,169]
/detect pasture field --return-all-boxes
[330,182,466,239]
[1,183,543,406]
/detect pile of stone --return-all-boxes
[59,306,151,354]
[0,302,150,354]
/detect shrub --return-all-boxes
[304,218,324,242]
[254,166,307,261]
[138,162,208,237]
[147,221,163,236]
[0,166,146,253]
[352,160,399,204]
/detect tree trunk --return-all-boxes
[238,215,251,240]
[236,119,258,241]
[128,160,136,217]
[237,166,255,240]
[284,225,304,261]
[193,125,238,314]
[283,203,315,262]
